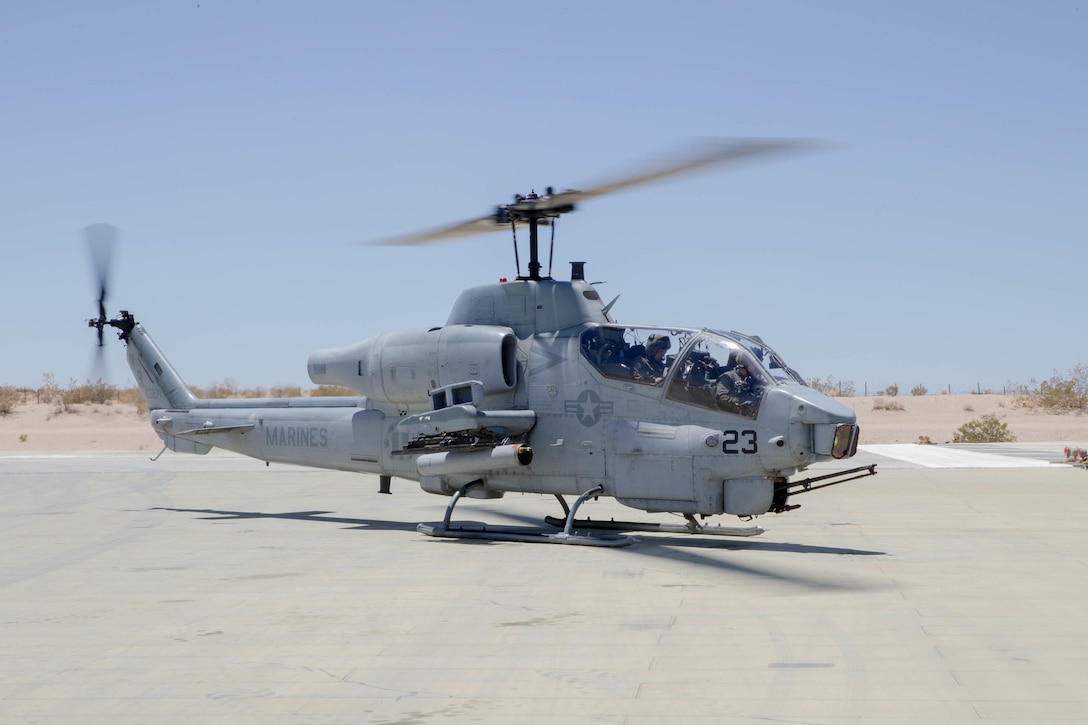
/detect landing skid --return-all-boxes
[417,523,634,547]
[543,514,765,538]
[417,482,637,547]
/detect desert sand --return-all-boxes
[2,394,1088,451]
[0,401,162,451]
[843,394,1088,446]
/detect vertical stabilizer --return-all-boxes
[124,323,199,409]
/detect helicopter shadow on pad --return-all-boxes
[149,507,421,533]
[150,505,607,540]
[479,508,886,556]
[150,505,888,559]
[149,506,888,592]
[627,539,888,593]
[456,509,890,592]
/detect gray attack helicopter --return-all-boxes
[87,140,875,547]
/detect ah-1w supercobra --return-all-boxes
[87,140,875,547]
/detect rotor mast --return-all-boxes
[526,216,541,281]
[501,188,574,281]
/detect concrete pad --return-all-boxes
[3,448,1088,723]
[860,443,1055,468]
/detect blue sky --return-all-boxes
[2,1,1085,394]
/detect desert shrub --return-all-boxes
[38,373,74,415]
[883,384,899,397]
[63,378,118,405]
[39,373,62,406]
[1037,375,1086,410]
[311,385,358,397]
[192,381,311,399]
[36,377,121,413]
[268,385,304,397]
[872,397,904,411]
[1011,365,1088,411]
[1006,381,1030,396]
[910,384,928,396]
[808,376,856,397]
[115,387,147,414]
[27,375,359,412]
[0,386,19,416]
[952,413,1016,443]
[192,379,241,398]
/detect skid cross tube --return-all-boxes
[439,480,484,531]
[418,482,634,546]
[560,485,604,538]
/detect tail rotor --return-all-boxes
[86,223,118,345]
[85,223,122,382]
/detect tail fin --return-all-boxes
[118,315,199,409]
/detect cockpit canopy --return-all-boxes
[579,326,805,419]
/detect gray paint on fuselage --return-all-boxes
[526,336,568,377]
[265,425,329,448]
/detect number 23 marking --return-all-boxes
[722,430,757,454]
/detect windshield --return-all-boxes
[716,330,806,385]
[578,326,791,420]
[664,331,777,419]
[579,325,698,386]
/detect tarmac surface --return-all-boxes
[2,444,1087,724]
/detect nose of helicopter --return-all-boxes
[790,386,859,459]
[761,387,860,466]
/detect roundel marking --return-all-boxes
[564,389,613,427]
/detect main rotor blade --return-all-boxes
[548,138,812,206]
[368,214,529,247]
[360,138,813,246]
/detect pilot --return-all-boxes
[715,351,762,414]
[580,329,603,363]
[633,334,670,384]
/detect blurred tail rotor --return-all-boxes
[85,223,119,380]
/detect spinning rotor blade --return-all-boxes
[548,138,809,207]
[371,214,524,247]
[86,223,118,330]
[85,223,118,348]
[365,138,813,247]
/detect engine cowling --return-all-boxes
[307,325,518,407]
